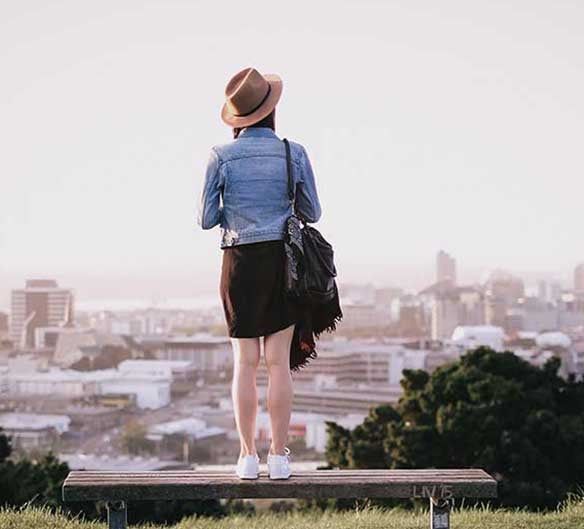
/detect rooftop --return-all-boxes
[0,412,70,432]
[60,453,188,471]
[8,366,172,384]
[147,418,226,440]
[165,334,230,345]
[118,359,194,370]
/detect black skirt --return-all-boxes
[219,239,301,338]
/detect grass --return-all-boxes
[1,494,583,529]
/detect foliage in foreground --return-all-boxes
[0,430,224,525]
[1,492,584,529]
[325,346,584,511]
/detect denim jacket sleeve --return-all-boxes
[296,145,322,223]
[197,148,223,229]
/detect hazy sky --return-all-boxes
[1,1,583,308]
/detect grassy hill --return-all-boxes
[1,494,583,529]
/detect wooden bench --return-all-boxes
[62,468,497,529]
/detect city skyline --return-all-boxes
[1,256,583,313]
[2,1,584,305]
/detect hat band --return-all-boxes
[232,84,272,117]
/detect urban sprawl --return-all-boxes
[1,251,583,471]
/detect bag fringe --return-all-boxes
[314,311,343,339]
[290,347,318,372]
[290,310,343,372]
[289,280,343,372]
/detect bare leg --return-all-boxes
[264,323,295,455]
[230,336,261,457]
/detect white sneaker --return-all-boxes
[235,453,260,479]
[267,447,292,480]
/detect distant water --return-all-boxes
[76,295,221,312]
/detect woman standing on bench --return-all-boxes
[197,67,322,480]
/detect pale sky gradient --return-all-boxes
[1,1,584,309]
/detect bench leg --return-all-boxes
[429,497,451,529]
[106,500,127,529]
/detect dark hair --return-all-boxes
[233,109,276,139]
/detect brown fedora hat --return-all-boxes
[221,67,283,127]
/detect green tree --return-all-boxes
[121,420,153,455]
[0,435,225,524]
[324,421,351,468]
[0,428,11,462]
[325,346,584,511]
[0,452,70,509]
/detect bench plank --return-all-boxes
[63,469,497,502]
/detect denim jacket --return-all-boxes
[196,127,322,248]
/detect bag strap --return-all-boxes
[283,138,307,223]
[283,138,295,206]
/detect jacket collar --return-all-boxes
[238,127,279,139]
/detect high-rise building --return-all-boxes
[483,270,525,331]
[396,295,426,337]
[550,281,563,303]
[10,279,74,349]
[0,312,8,341]
[484,270,525,301]
[575,263,584,294]
[428,286,484,340]
[436,250,457,285]
[0,312,8,332]
[537,280,548,302]
[431,295,459,340]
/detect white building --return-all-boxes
[7,365,171,409]
[146,418,226,442]
[6,354,46,373]
[451,325,505,351]
[100,374,170,409]
[535,331,571,349]
[117,359,195,380]
[8,369,106,398]
[0,412,71,450]
[388,348,427,384]
[98,365,172,409]
[0,412,70,434]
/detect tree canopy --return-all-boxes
[325,346,584,510]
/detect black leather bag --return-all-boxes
[282,138,338,305]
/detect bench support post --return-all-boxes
[429,497,450,529]
[106,500,127,529]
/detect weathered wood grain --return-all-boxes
[63,469,497,502]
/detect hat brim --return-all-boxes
[221,74,283,128]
